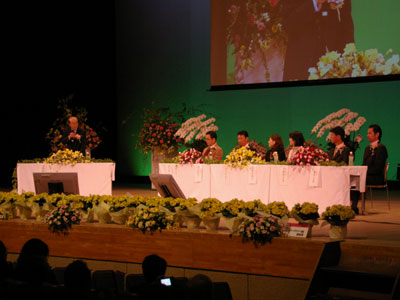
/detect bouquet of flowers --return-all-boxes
[291,146,329,166]
[221,199,246,218]
[227,0,287,81]
[126,206,176,233]
[311,108,366,153]
[178,148,204,164]
[308,43,400,80]
[239,214,283,247]
[321,205,355,226]
[224,147,265,168]
[44,149,91,165]
[243,200,268,217]
[45,204,81,235]
[291,202,320,225]
[248,140,268,160]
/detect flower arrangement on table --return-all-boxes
[199,198,223,219]
[221,199,247,232]
[290,146,330,166]
[243,200,268,217]
[44,204,81,235]
[239,214,283,247]
[224,147,265,168]
[44,149,91,165]
[310,108,366,154]
[126,206,176,233]
[178,148,204,164]
[308,43,400,80]
[227,0,287,81]
[290,202,320,225]
[248,140,268,160]
[321,205,355,226]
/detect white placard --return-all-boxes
[285,223,310,238]
[308,166,321,187]
[194,164,203,183]
[248,165,257,184]
[279,166,289,186]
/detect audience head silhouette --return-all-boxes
[15,238,56,285]
[64,260,92,297]
[186,274,213,300]
[142,254,167,284]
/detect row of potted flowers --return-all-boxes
[0,192,355,241]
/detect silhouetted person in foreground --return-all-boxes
[13,238,57,285]
[64,260,93,300]
[185,274,213,300]
[0,240,14,280]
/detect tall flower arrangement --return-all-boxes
[227,0,287,80]
[308,43,400,80]
[310,108,366,153]
[174,114,218,145]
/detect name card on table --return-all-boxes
[194,164,203,183]
[308,166,321,187]
[279,166,289,186]
[284,223,311,238]
[248,165,257,184]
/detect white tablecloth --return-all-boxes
[159,163,368,212]
[17,163,116,196]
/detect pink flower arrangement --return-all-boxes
[179,148,204,164]
[239,214,283,247]
[45,204,81,235]
[291,146,330,166]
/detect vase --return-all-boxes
[222,217,244,233]
[329,225,347,239]
[184,215,202,230]
[80,208,94,223]
[151,147,178,189]
[203,217,220,231]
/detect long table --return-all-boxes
[159,164,367,212]
[17,163,116,196]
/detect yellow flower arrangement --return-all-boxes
[290,202,320,221]
[177,198,198,211]
[264,201,289,218]
[243,199,268,217]
[221,199,246,218]
[199,198,223,219]
[44,149,91,165]
[321,205,355,226]
[309,43,400,80]
[126,206,176,233]
[224,147,265,168]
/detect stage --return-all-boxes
[1,184,399,300]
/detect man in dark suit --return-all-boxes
[61,116,87,154]
[282,0,354,81]
[328,126,350,164]
[351,124,388,214]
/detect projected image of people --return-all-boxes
[210,0,400,86]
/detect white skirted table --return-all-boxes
[159,163,368,212]
[17,163,116,196]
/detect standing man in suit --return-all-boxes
[282,0,354,81]
[351,124,388,214]
[61,116,87,154]
[328,126,350,164]
[202,131,223,161]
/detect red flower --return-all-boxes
[160,126,164,130]
[167,132,171,136]
[269,0,278,7]
[160,140,164,144]
[249,15,256,24]
[152,133,156,137]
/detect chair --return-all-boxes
[92,270,125,294]
[212,282,233,300]
[125,274,146,294]
[366,162,390,209]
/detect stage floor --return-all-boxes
[111,182,400,247]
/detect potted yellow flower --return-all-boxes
[221,199,246,232]
[264,201,289,224]
[321,205,355,239]
[290,202,320,238]
[199,198,223,231]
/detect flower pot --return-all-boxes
[329,225,347,239]
[93,204,112,224]
[80,208,94,223]
[16,204,32,220]
[203,217,220,231]
[184,215,201,230]
[174,214,185,228]
[222,217,244,233]
[110,208,129,225]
